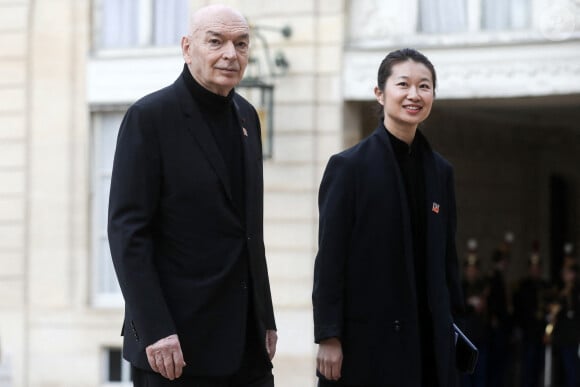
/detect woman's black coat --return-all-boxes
[313,125,464,386]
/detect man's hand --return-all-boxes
[266,329,278,360]
[316,337,343,381]
[145,334,186,380]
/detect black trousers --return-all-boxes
[132,368,273,387]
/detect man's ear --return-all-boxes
[181,36,191,64]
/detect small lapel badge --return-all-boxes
[432,202,440,214]
[242,127,248,137]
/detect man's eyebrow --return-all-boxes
[205,30,249,40]
[206,30,223,37]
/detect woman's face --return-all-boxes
[375,60,434,132]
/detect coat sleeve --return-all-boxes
[108,103,176,347]
[313,154,355,343]
[445,166,465,320]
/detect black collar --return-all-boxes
[383,123,424,159]
[181,63,234,113]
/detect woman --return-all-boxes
[313,48,464,387]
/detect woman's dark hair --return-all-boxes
[377,48,437,95]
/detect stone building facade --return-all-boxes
[0,0,579,386]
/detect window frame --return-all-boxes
[90,106,129,308]
[101,347,132,386]
[92,0,188,52]
[417,0,532,35]
[346,0,545,49]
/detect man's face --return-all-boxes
[182,10,250,96]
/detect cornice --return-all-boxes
[343,42,580,100]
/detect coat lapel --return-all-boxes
[422,142,454,387]
[233,97,259,226]
[176,78,234,204]
[421,135,445,301]
[375,126,418,303]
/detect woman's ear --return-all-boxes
[374,86,384,106]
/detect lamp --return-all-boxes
[237,23,292,159]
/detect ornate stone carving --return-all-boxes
[343,44,580,100]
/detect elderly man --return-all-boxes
[108,4,277,387]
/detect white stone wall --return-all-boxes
[2,0,579,386]
[0,1,29,386]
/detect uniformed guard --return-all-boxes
[461,238,489,387]
[513,243,551,387]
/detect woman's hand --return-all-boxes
[316,337,343,381]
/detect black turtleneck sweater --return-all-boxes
[387,128,437,386]
[181,65,245,219]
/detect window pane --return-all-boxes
[100,0,140,48]
[93,111,124,301]
[482,0,530,30]
[107,348,122,382]
[510,0,530,29]
[99,112,123,173]
[419,0,467,33]
[97,175,110,234]
[153,0,189,46]
[99,237,120,294]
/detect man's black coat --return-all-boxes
[313,125,464,386]
[108,70,276,376]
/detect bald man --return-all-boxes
[108,5,277,386]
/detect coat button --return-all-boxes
[241,281,248,290]
[394,320,401,332]
[131,322,140,341]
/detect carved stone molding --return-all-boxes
[343,42,580,100]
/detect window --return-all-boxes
[91,110,125,307]
[418,0,530,34]
[419,0,468,33]
[97,0,189,49]
[103,348,132,385]
[481,0,530,31]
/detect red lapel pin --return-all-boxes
[432,202,440,214]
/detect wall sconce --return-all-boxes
[251,24,292,77]
[237,24,292,159]
[237,79,274,158]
